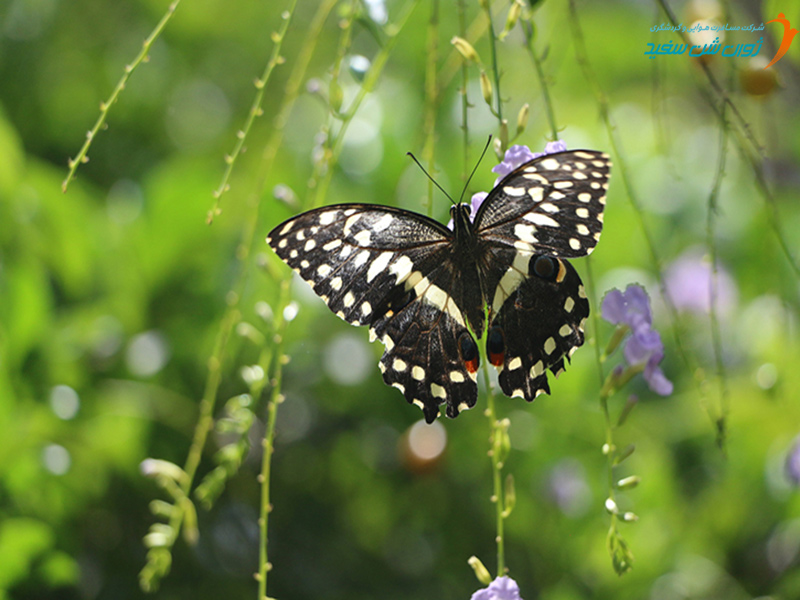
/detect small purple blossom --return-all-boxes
[491,140,568,184]
[471,576,524,600]
[664,250,737,315]
[602,285,673,396]
[787,436,800,486]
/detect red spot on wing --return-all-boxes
[465,357,480,373]
[489,350,505,367]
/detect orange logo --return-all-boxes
[765,13,798,68]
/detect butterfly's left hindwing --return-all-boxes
[487,255,589,402]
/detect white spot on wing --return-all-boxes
[389,255,414,284]
[343,291,355,307]
[354,229,372,246]
[524,213,560,228]
[382,335,395,351]
[431,383,446,399]
[279,221,294,235]
[528,187,544,202]
[503,186,526,197]
[514,223,538,243]
[318,210,338,225]
[412,366,425,381]
[450,371,465,383]
[393,358,407,372]
[540,158,560,170]
[366,252,393,283]
[564,296,575,312]
[343,213,361,236]
[508,357,522,371]
[372,213,394,232]
[323,239,342,251]
[353,249,370,268]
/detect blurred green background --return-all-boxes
[2,0,800,598]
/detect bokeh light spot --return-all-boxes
[49,385,80,420]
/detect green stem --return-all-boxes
[422,0,440,217]
[482,0,503,123]
[478,340,505,576]
[456,0,471,180]
[521,19,558,141]
[705,105,730,449]
[63,1,181,192]
[209,1,298,221]
[257,278,292,600]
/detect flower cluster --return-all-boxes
[471,576,524,600]
[602,285,673,396]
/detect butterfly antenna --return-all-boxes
[406,152,456,206]
[459,135,493,204]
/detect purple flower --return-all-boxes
[471,576,524,600]
[491,140,568,184]
[787,436,800,486]
[602,285,673,396]
[664,250,737,315]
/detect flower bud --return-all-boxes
[468,555,492,585]
[499,119,509,155]
[451,36,480,63]
[329,78,343,112]
[500,0,523,40]
[604,497,619,514]
[616,475,641,490]
[480,70,493,109]
[502,473,516,518]
[516,103,529,136]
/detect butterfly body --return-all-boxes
[267,150,611,423]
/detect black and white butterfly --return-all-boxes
[267,149,611,423]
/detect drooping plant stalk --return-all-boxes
[209,2,299,222]
[63,1,182,192]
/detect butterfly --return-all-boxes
[267,149,611,423]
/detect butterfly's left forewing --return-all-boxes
[474,150,611,260]
[267,204,480,422]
